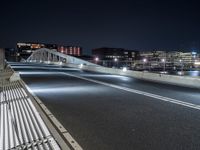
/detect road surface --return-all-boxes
[11,62,200,150]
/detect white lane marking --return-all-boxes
[19,72,61,75]
[61,72,200,111]
[12,66,80,71]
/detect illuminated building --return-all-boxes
[17,42,58,58]
[17,42,82,58]
[92,47,138,61]
[57,46,82,56]
[139,50,167,61]
[92,47,139,68]
[17,43,45,52]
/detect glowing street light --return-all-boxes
[161,58,165,62]
[179,59,183,72]
[161,58,165,72]
[122,67,127,72]
[95,57,99,62]
[79,63,83,68]
[143,58,147,70]
[114,58,118,62]
[143,58,147,63]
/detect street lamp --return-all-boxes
[95,57,99,62]
[79,63,83,68]
[143,58,147,70]
[161,58,165,72]
[114,58,118,68]
[94,57,99,65]
[179,59,183,72]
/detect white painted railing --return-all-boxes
[27,48,99,67]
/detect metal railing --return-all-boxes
[27,48,99,67]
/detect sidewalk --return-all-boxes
[0,79,61,149]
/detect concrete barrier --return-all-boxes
[9,72,21,82]
[63,63,200,89]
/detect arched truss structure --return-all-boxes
[27,48,99,66]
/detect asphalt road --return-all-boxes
[11,62,200,150]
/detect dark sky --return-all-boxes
[0,0,199,54]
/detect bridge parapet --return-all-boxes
[65,62,200,89]
[0,49,20,81]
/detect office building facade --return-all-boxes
[57,46,82,56]
[16,42,82,58]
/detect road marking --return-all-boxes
[61,72,200,111]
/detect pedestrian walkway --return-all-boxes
[0,80,61,149]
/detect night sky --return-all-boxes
[0,0,199,54]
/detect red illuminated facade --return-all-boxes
[57,46,82,56]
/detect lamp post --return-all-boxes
[143,58,147,70]
[161,58,165,72]
[179,59,183,72]
[114,58,118,68]
[95,57,99,64]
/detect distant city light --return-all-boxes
[194,61,200,65]
[160,71,168,74]
[27,50,32,53]
[114,58,118,62]
[178,71,184,76]
[161,58,165,62]
[179,59,182,62]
